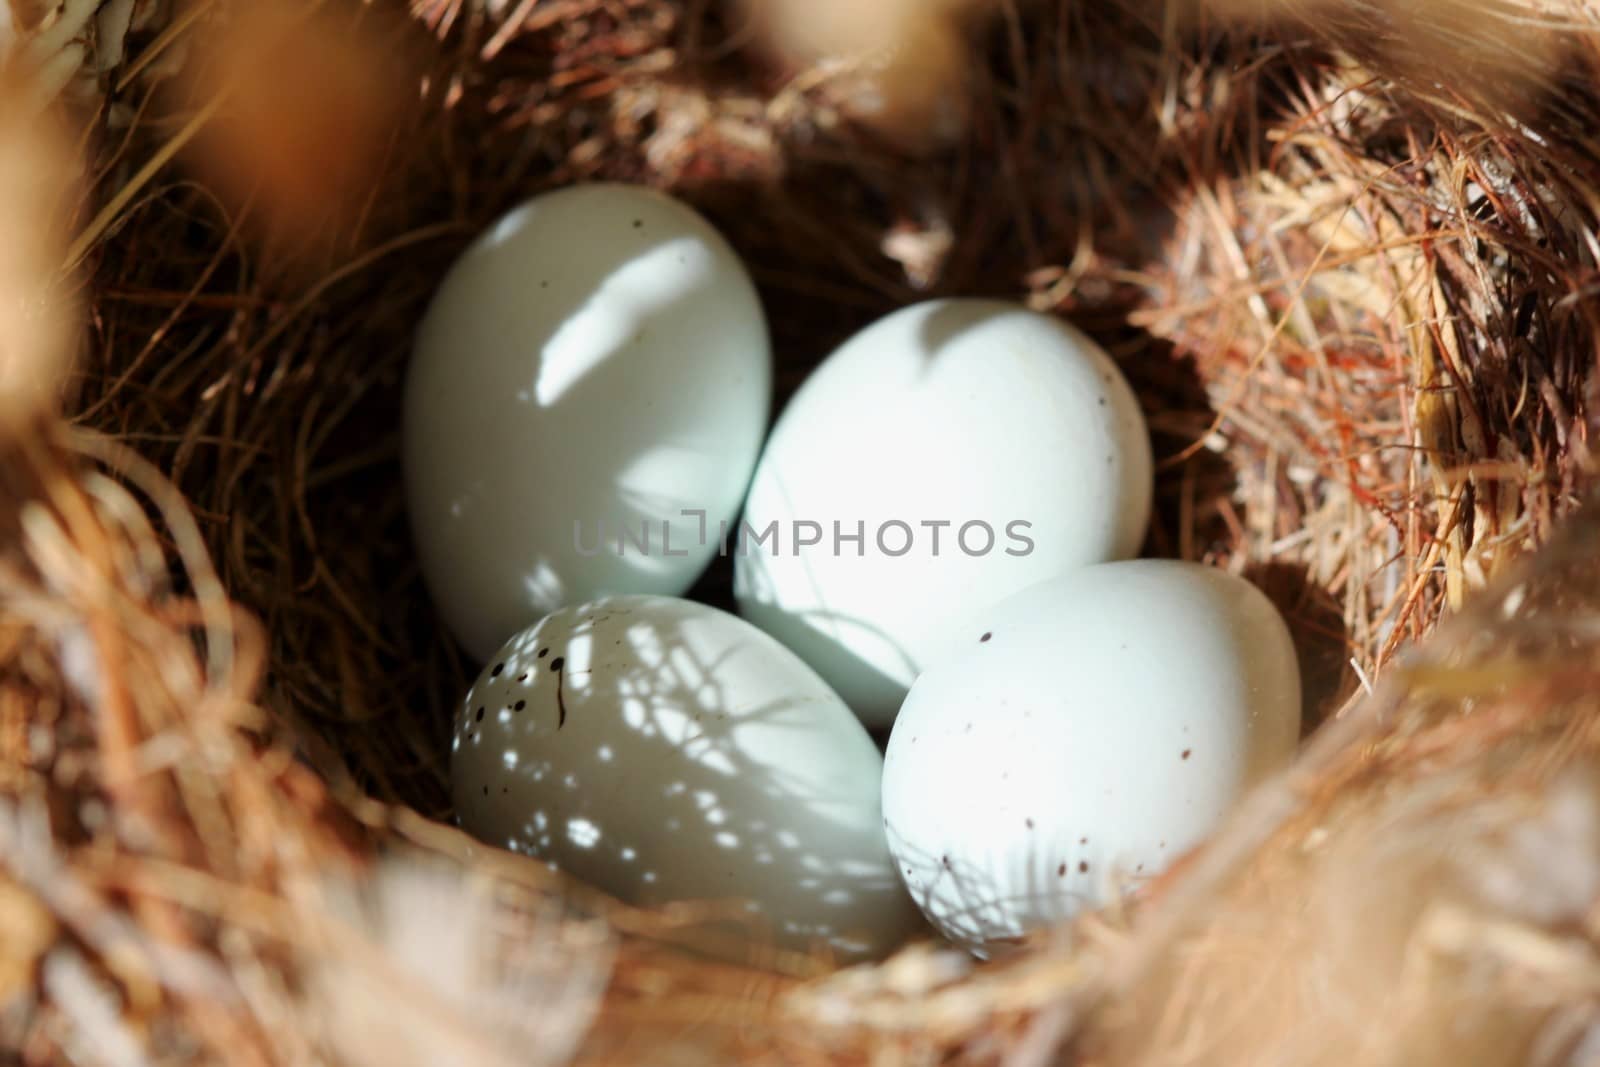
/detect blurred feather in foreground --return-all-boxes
[0,90,78,432]
[307,856,612,1067]
[178,0,412,261]
[746,0,1567,149]
[1191,0,1565,112]
[740,0,993,150]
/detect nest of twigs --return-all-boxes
[2,0,1599,1063]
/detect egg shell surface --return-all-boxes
[734,299,1152,728]
[452,595,922,960]
[406,184,771,660]
[880,560,1301,954]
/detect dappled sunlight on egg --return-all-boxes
[405,185,771,661]
[451,595,922,961]
[881,561,1301,955]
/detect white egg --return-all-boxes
[406,184,771,661]
[734,299,1151,728]
[451,595,921,960]
[881,560,1301,954]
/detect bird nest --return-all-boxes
[2,0,1598,1063]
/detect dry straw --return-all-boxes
[1,0,1598,1063]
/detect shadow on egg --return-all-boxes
[883,818,1119,955]
[451,599,921,961]
[912,298,1005,368]
[733,547,921,722]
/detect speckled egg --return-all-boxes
[406,183,771,661]
[451,595,922,960]
[734,299,1152,728]
[881,560,1302,954]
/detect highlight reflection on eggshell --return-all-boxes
[451,595,921,961]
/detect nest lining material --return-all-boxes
[1,0,1598,1064]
